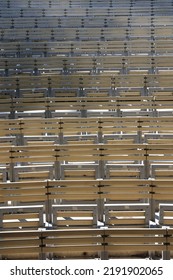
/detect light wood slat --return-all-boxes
[105,236,165,243]
[56,220,93,226]
[3,222,40,228]
[3,213,39,219]
[108,219,146,225]
[109,211,145,217]
[56,211,93,217]
[106,245,165,251]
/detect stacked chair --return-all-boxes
[1,0,173,259]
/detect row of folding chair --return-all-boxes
[0,178,173,227]
[2,40,173,57]
[2,7,173,17]
[0,74,172,92]
[2,161,173,182]
[1,55,173,76]
[0,88,172,98]
[0,143,173,175]
[1,116,173,140]
[0,203,150,230]
[1,27,173,42]
[2,18,173,29]
[3,85,173,97]
[1,96,173,119]
[1,0,172,8]
[16,142,170,163]
[1,227,172,260]
[1,202,173,230]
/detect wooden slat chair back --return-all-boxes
[52,204,98,228]
[105,164,142,179]
[0,228,170,259]
[0,230,42,260]
[41,229,104,259]
[104,203,150,227]
[159,204,173,227]
[0,180,48,205]
[104,228,167,259]
[0,205,44,230]
[14,165,54,181]
[61,164,98,180]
